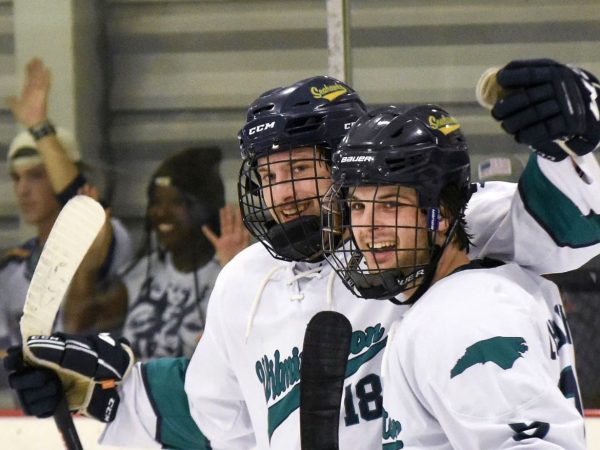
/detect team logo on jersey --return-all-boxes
[310,83,348,101]
[382,407,403,449]
[257,322,388,440]
[255,347,301,403]
[450,336,528,378]
[428,114,461,135]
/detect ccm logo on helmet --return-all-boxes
[249,122,275,135]
[340,155,374,163]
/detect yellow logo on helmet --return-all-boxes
[310,83,348,101]
[428,115,461,135]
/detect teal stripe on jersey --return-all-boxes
[345,337,387,378]
[268,382,300,441]
[142,357,212,450]
[519,154,600,247]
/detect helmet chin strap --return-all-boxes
[391,212,460,305]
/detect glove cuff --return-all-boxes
[81,383,120,423]
[532,146,568,162]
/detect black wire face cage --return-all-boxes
[238,144,332,262]
[322,181,442,300]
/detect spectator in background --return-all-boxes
[70,147,251,361]
[0,58,134,408]
[0,58,134,351]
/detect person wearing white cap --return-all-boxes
[0,59,134,354]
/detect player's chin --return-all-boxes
[365,252,399,271]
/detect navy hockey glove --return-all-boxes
[5,333,134,422]
[491,59,600,161]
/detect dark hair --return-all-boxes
[439,183,472,251]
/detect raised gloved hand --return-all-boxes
[4,332,134,422]
[491,59,600,161]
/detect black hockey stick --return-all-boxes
[54,397,83,450]
[300,311,352,450]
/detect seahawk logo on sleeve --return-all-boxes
[450,336,528,378]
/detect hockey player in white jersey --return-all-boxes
[322,101,594,448]
[4,59,600,449]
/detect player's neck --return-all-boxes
[431,244,470,285]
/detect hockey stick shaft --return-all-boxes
[54,397,83,450]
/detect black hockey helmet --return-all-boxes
[322,104,471,300]
[332,104,470,206]
[238,76,367,262]
[239,76,366,162]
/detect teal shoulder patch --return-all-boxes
[450,336,528,378]
[143,357,212,449]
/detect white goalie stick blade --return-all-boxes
[300,311,352,450]
[20,195,104,450]
[20,195,105,343]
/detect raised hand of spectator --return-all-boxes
[202,204,251,266]
[7,57,79,193]
[8,57,50,128]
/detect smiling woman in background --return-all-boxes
[69,147,251,360]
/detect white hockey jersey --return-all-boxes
[382,260,585,449]
[100,153,600,449]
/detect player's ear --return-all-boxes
[437,205,452,234]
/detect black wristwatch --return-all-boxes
[28,120,56,141]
